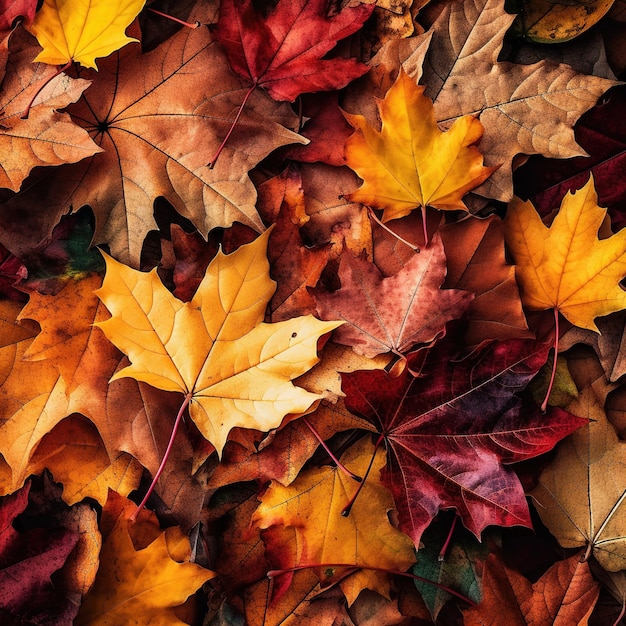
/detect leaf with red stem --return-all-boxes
[341,332,587,548]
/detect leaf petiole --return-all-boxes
[21,60,73,120]
[303,417,362,482]
[541,308,560,412]
[147,8,200,29]
[208,82,257,169]
[267,563,477,606]
[341,433,384,516]
[131,391,193,521]
[367,207,420,253]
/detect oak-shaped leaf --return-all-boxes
[461,552,599,625]
[26,0,145,69]
[0,30,102,191]
[421,0,618,200]
[76,490,215,625]
[215,0,374,102]
[31,21,304,265]
[95,231,342,456]
[254,437,416,606]
[342,334,587,547]
[504,175,626,332]
[530,370,626,571]
[313,233,473,358]
[344,69,495,224]
[0,482,80,625]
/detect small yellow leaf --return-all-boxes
[504,175,626,331]
[95,231,342,456]
[344,68,495,223]
[26,0,146,69]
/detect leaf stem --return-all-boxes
[131,391,193,521]
[612,597,626,626]
[367,207,420,253]
[421,206,429,247]
[21,60,73,120]
[267,563,477,606]
[341,433,384,516]
[541,308,559,412]
[438,514,458,561]
[147,8,200,28]
[208,83,257,169]
[303,417,362,482]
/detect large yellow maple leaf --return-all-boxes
[26,0,145,69]
[504,175,626,332]
[95,230,341,456]
[344,69,495,229]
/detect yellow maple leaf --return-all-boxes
[26,0,145,70]
[253,437,416,605]
[344,69,495,230]
[95,230,342,457]
[503,175,626,332]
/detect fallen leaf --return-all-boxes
[214,0,374,102]
[461,552,599,625]
[0,0,36,34]
[504,175,626,331]
[421,0,618,200]
[344,69,495,224]
[254,437,416,605]
[26,0,145,69]
[0,482,80,625]
[530,369,626,571]
[510,0,615,44]
[43,21,304,265]
[95,231,341,456]
[0,29,101,192]
[342,334,586,546]
[75,490,215,625]
[313,233,473,358]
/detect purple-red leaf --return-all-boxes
[342,335,587,547]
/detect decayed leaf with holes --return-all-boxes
[0,32,101,192]
[421,0,618,200]
[26,0,145,69]
[313,234,473,358]
[531,373,626,571]
[95,231,341,456]
[75,491,215,625]
[46,22,304,265]
[462,552,599,625]
[254,437,416,605]
[344,69,495,224]
[504,176,626,331]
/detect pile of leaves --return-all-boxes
[2,0,626,623]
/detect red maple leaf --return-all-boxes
[214,0,374,102]
[341,334,587,547]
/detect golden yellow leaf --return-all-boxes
[253,437,416,605]
[26,0,145,69]
[504,175,626,331]
[95,231,342,456]
[344,68,494,224]
[75,491,214,625]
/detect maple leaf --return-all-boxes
[344,69,495,236]
[504,175,626,332]
[76,491,215,625]
[313,233,473,359]
[530,370,626,571]
[421,0,618,200]
[26,0,145,69]
[461,552,599,625]
[0,482,80,625]
[214,0,374,102]
[95,230,342,456]
[254,437,416,606]
[341,334,586,547]
[0,30,102,192]
[11,21,305,265]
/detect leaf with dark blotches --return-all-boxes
[342,334,586,547]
